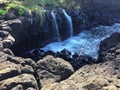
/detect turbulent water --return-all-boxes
[42,23,120,59]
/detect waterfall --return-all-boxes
[51,11,61,41]
[41,10,61,41]
[62,9,73,37]
[41,9,73,41]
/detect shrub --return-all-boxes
[0,9,7,16]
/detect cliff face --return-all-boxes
[0,1,120,90]
[2,0,120,56]
[78,0,120,25]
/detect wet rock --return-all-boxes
[69,8,89,34]
[24,49,97,70]
[70,55,96,70]
[58,49,71,61]
[44,50,55,57]
[72,53,79,58]
[98,33,120,61]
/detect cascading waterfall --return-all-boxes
[62,9,73,37]
[42,23,120,59]
[41,9,73,40]
[51,11,61,41]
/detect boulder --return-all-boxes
[0,51,38,90]
[42,60,120,90]
[36,55,74,87]
[98,33,120,62]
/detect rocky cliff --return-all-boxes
[78,0,120,25]
[0,0,120,90]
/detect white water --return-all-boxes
[51,11,61,41]
[62,9,73,37]
[42,23,120,59]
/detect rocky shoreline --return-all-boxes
[0,1,120,90]
[0,28,120,89]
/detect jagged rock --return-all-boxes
[1,1,120,90]
[24,49,97,70]
[79,0,120,25]
[0,51,38,90]
[42,60,120,90]
[3,48,14,56]
[2,39,13,48]
[0,31,9,38]
[2,34,15,48]
[98,33,120,62]
[36,55,74,87]
[5,9,17,20]
[69,8,89,34]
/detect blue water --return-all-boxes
[42,23,120,59]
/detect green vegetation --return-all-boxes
[7,4,28,15]
[0,3,28,16]
[0,0,78,25]
[0,9,7,16]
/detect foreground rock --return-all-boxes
[0,51,38,90]
[42,60,120,90]
[36,55,74,87]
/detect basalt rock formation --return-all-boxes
[98,32,120,62]
[0,0,120,90]
[78,0,120,26]
[1,0,120,55]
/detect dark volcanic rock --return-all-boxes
[98,32,120,61]
[69,8,89,34]
[1,1,120,89]
[24,49,97,70]
[0,9,60,56]
[79,0,120,26]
